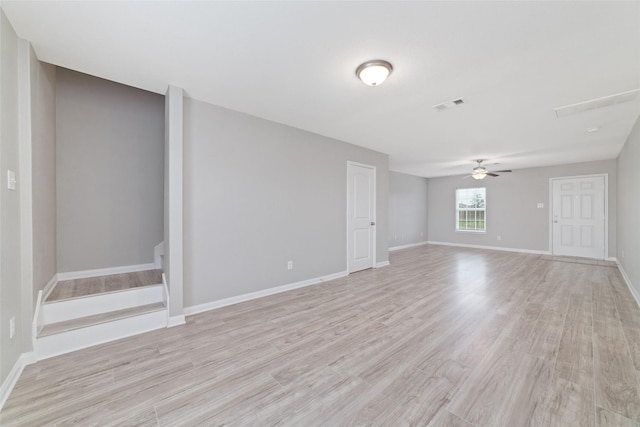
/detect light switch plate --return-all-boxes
[7,170,16,190]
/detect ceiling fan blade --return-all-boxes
[492,169,512,173]
[486,173,499,177]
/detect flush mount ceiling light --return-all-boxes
[356,60,393,86]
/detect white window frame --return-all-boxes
[455,187,486,233]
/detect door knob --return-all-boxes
[371,221,376,226]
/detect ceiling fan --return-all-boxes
[469,159,512,180]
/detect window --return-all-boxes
[456,188,486,232]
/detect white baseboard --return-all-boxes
[607,257,618,262]
[427,241,550,255]
[0,352,36,411]
[389,241,429,252]
[184,270,348,316]
[375,261,390,268]
[161,273,183,327]
[57,263,156,281]
[167,315,186,327]
[42,274,58,302]
[618,262,640,309]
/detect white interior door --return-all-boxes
[347,162,376,273]
[552,175,606,259]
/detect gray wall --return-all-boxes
[389,171,428,248]
[30,54,56,301]
[0,8,23,386]
[617,116,640,296]
[56,69,165,272]
[183,98,389,306]
[428,159,617,256]
[164,86,184,318]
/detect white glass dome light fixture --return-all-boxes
[356,60,393,86]
[472,164,488,180]
[472,171,488,180]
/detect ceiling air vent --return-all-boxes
[554,89,640,118]
[433,97,465,112]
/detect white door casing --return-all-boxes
[551,175,606,259]
[347,162,376,273]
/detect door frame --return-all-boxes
[346,161,377,274]
[548,173,608,259]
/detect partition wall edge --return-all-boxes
[164,85,185,326]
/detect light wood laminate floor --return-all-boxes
[46,269,163,302]
[3,245,640,426]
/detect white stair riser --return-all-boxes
[42,285,163,324]
[34,309,167,360]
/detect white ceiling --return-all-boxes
[3,1,640,177]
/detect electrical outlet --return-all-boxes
[537,203,544,209]
[497,235,501,241]
[420,232,424,237]
[287,260,293,270]
[9,317,15,339]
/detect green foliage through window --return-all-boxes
[456,188,486,232]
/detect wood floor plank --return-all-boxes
[241,366,348,426]
[0,370,115,425]
[58,404,159,427]
[594,334,640,422]
[596,407,640,427]
[271,376,371,427]
[539,377,595,427]
[625,326,640,371]
[555,361,593,390]
[427,409,475,427]
[358,368,454,426]
[446,335,521,425]
[555,297,594,388]
[492,352,554,427]
[155,373,282,426]
[47,269,163,301]
[24,357,194,427]
[4,245,640,425]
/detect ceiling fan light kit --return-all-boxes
[469,159,512,179]
[356,60,393,86]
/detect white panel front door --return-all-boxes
[348,162,375,273]
[552,175,606,259]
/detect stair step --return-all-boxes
[39,302,166,337]
[47,269,163,302]
[42,284,164,324]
